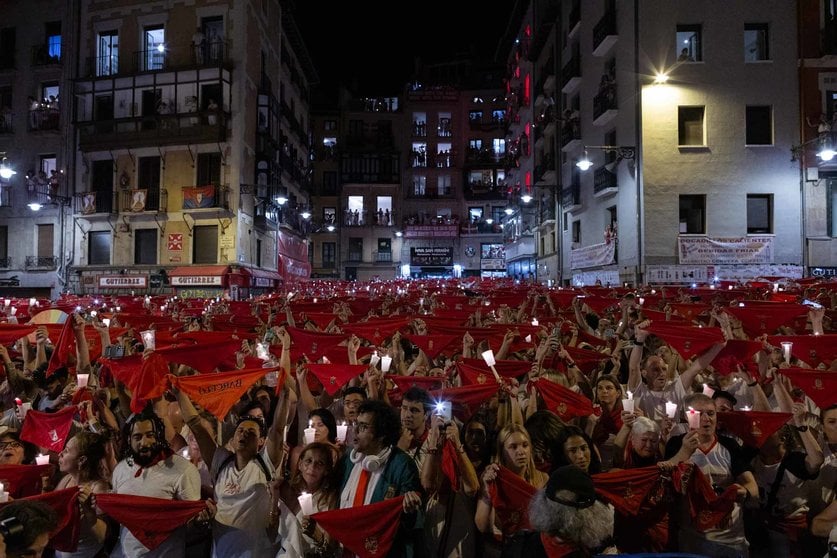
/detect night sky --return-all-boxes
[293,2,515,96]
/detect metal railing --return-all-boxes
[593,11,617,52]
[31,45,62,66]
[28,109,60,131]
[593,87,617,121]
[0,258,11,268]
[25,256,57,270]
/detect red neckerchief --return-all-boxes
[133,447,174,478]
[410,427,429,450]
[593,403,623,446]
[540,533,581,557]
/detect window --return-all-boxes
[678,106,705,146]
[438,175,451,196]
[322,242,336,266]
[438,113,451,137]
[0,226,7,263]
[469,110,483,121]
[491,206,505,223]
[375,196,392,225]
[493,138,506,156]
[91,160,113,213]
[747,194,773,234]
[347,195,364,225]
[97,31,118,76]
[676,24,702,62]
[413,175,426,196]
[41,83,59,105]
[828,179,837,237]
[348,119,362,138]
[322,171,337,195]
[143,26,165,71]
[348,238,363,261]
[193,225,218,263]
[469,139,483,150]
[745,106,772,145]
[88,230,111,265]
[679,195,706,234]
[196,153,221,186]
[0,28,15,70]
[138,156,161,210]
[45,21,61,60]
[134,229,157,265]
[324,120,336,131]
[468,207,483,222]
[40,155,56,176]
[744,23,769,62]
[256,238,262,268]
[572,220,581,244]
[37,224,53,260]
[323,207,336,224]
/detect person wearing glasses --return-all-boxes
[338,399,422,557]
[0,430,36,465]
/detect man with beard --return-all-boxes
[110,405,207,557]
[509,465,618,557]
[176,382,293,557]
[339,399,422,557]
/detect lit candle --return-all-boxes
[687,408,701,430]
[665,401,678,419]
[380,355,392,373]
[638,297,645,306]
[29,297,36,306]
[140,330,156,350]
[3,299,8,307]
[304,420,316,445]
[255,342,270,361]
[781,341,793,364]
[622,390,634,413]
[773,283,779,293]
[0,491,8,503]
[336,421,348,443]
[481,349,496,367]
[35,454,49,466]
[298,491,315,516]
[102,318,110,327]
[728,285,734,290]
[76,374,89,389]
[525,334,532,343]
[738,302,745,307]
[322,356,331,364]
[531,318,539,326]
[369,352,380,367]
[741,406,752,411]
[702,384,715,398]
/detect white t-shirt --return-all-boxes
[210,446,278,558]
[634,379,688,422]
[110,454,201,558]
[752,453,813,518]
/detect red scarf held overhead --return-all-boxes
[724,304,807,337]
[95,493,205,550]
[20,405,77,452]
[0,324,36,344]
[386,374,445,394]
[429,383,500,422]
[168,366,271,420]
[312,496,404,558]
[592,466,662,516]
[458,357,533,379]
[717,411,793,448]
[305,363,367,396]
[644,323,725,360]
[286,326,348,361]
[711,339,765,375]
[46,318,75,377]
[440,440,460,489]
[780,368,837,408]
[529,379,594,422]
[403,334,460,360]
[768,334,837,367]
[155,339,241,373]
[487,465,537,536]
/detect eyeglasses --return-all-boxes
[301,457,327,469]
[0,441,22,450]
[355,422,372,433]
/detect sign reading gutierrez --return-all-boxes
[170,275,224,286]
[97,275,149,288]
[678,236,774,265]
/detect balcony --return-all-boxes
[347,251,363,262]
[593,167,618,197]
[592,12,618,57]
[465,181,506,201]
[78,110,228,151]
[25,256,57,271]
[31,45,62,66]
[82,41,230,77]
[182,185,229,211]
[568,1,581,37]
[119,188,166,213]
[375,251,393,263]
[408,188,455,200]
[530,0,559,59]
[0,111,13,134]
[561,55,581,94]
[461,220,502,235]
[539,194,557,224]
[561,123,582,152]
[561,183,581,211]
[28,108,60,132]
[75,191,116,216]
[468,115,504,132]
[592,87,618,127]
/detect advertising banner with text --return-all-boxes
[678,236,774,265]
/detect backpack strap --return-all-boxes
[213,451,273,484]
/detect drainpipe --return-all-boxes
[633,0,644,285]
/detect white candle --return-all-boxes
[35,454,49,466]
[298,491,315,516]
[531,318,539,326]
[773,283,779,293]
[481,349,496,367]
[638,297,645,306]
[0,492,8,503]
[781,341,793,364]
[102,318,110,327]
[622,397,634,413]
[525,334,532,343]
[304,420,316,445]
[255,342,270,361]
[322,356,331,364]
[665,401,678,419]
[336,422,348,443]
[29,297,36,306]
[687,408,701,430]
[282,425,289,444]
[381,355,392,373]
[741,406,752,411]
[702,384,715,397]
[20,402,31,418]
[0,481,6,493]
[140,330,156,350]
[76,374,89,388]
[3,299,8,307]
[369,352,380,367]
[738,302,745,307]
[181,447,190,459]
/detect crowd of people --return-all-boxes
[0,276,835,558]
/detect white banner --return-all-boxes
[570,241,616,269]
[98,275,148,288]
[645,264,803,284]
[678,236,774,265]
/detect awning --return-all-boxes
[245,267,283,288]
[168,265,230,287]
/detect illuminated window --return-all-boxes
[676,24,702,62]
[744,24,769,62]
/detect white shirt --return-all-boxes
[634,379,688,422]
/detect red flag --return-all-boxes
[404,334,459,360]
[95,493,205,550]
[20,405,77,452]
[429,384,500,422]
[126,353,170,413]
[287,327,347,361]
[458,357,532,378]
[305,363,367,396]
[155,340,241,373]
[0,464,52,497]
[725,304,807,337]
[312,496,404,558]
[592,466,663,516]
[529,379,594,421]
[717,411,792,448]
[46,318,75,376]
[644,324,724,360]
[169,367,270,420]
[487,466,537,535]
[16,487,80,552]
[780,368,837,408]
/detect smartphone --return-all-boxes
[802,299,823,309]
[434,401,452,422]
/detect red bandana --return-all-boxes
[644,324,724,360]
[46,319,75,377]
[312,495,404,558]
[717,411,793,448]
[20,405,77,452]
[669,302,711,322]
[725,304,807,337]
[540,534,580,558]
[440,440,459,489]
[404,334,460,360]
[711,339,764,375]
[780,368,837,408]
[95,493,205,550]
[305,363,367,396]
[768,334,837,368]
[0,324,37,344]
[128,353,170,414]
[429,383,500,422]
[343,317,411,345]
[0,464,52,498]
[592,466,661,516]
[155,339,242,373]
[386,374,445,393]
[487,465,537,536]
[286,327,348,361]
[169,367,271,420]
[672,463,737,532]
[458,357,532,379]
[529,379,594,421]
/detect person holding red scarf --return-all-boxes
[585,374,624,470]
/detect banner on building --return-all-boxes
[81,192,97,215]
[570,241,616,269]
[410,247,453,266]
[277,230,310,280]
[481,243,505,270]
[403,225,458,238]
[678,236,774,265]
[130,189,147,212]
[182,185,215,209]
[645,264,803,284]
[98,275,149,289]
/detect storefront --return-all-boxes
[246,267,284,296]
[409,247,453,278]
[167,265,249,299]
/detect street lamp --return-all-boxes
[576,145,637,171]
[0,154,15,180]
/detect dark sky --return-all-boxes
[293,2,515,96]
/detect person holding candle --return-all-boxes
[585,374,625,470]
[274,442,338,557]
[663,393,758,557]
[55,431,110,558]
[288,408,339,478]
